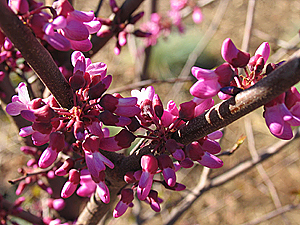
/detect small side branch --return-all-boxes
[173,50,300,145]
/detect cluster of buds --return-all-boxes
[6,49,224,219]
[6,51,140,202]
[191,38,300,140]
[7,0,101,51]
[112,86,223,217]
[96,0,151,55]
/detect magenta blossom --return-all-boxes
[221,38,250,68]
[6,82,31,116]
[264,91,300,140]
[137,154,158,200]
[190,63,234,99]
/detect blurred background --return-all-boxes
[1,0,300,224]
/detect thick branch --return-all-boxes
[173,49,300,145]
[0,0,73,109]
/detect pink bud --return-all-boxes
[82,135,100,152]
[74,120,85,141]
[32,122,52,134]
[52,199,66,211]
[129,12,144,24]
[255,42,270,63]
[88,75,112,100]
[55,158,75,176]
[20,146,37,155]
[118,31,127,46]
[192,7,203,24]
[186,141,204,161]
[69,72,86,90]
[179,100,196,121]
[38,147,58,169]
[221,38,250,68]
[141,154,158,174]
[124,171,137,183]
[153,94,163,118]
[109,0,119,13]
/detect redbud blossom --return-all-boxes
[61,169,80,198]
[221,38,250,68]
[113,189,134,218]
[138,154,158,200]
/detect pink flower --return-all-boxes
[113,189,134,218]
[157,154,176,187]
[221,38,250,68]
[144,190,162,212]
[137,154,158,200]
[99,129,136,151]
[38,131,65,168]
[190,63,234,99]
[192,7,203,24]
[76,170,96,197]
[264,93,300,140]
[6,82,30,116]
[49,0,101,51]
[61,169,80,198]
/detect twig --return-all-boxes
[108,77,192,93]
[0,197,45,225]
[241,203,300,225]
[86,0,145,57]
[172,49,300,145]
[244,117,290,224]
[163,128,300,225]
[134,0,157,81]
[241,0,256,52]
[165,0,230,103]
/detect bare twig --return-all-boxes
[163,128,300,225]
[165,0,230,103]
[108,77,192,93]
[241,203,300,225]
[244,117,290,224]
[241,0,256,52]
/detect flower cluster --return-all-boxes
[7,0,101,51]
[6,51,140,202]
[6,51,224,219]
[140,0,203,47]
[112,86,223,217]
[191,38,300,140]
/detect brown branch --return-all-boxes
[172,49,300,145]
[85,0,145,58]
[0,0,74,109]
[1,197,45,225]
